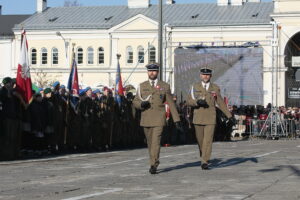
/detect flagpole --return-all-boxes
[64,43,76,146]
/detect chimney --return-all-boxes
[128,0,150,8]
[166,0,175,5]
[218,0,229,6]
[0,5,2,15]
[37,0,47,13]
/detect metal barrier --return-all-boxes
[231,118,300,139]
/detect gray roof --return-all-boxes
[0,15,30,36]
[15,2,273,30]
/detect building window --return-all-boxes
[76,47,83,64]
[98,47,104,64]
[126,46,133,64]
[149,45,156,63]
[138,46,144,64]
[31,48,37,65]
[52,48,58,65]
[41,48,48,65]
[87,47,94,65]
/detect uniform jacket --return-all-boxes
[187,82,231,125]
[133,80,180,127]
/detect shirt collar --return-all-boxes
[201,81,210,89]
[149,79,158,87]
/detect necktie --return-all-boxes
[204,84,207,91]
[151,81,155,88]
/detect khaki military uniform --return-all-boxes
[133,80,180,168]
[187,82,231,164]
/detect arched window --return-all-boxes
[41,48,48,65]
[76,47,83,64]
[126,46,133,64]
[149,45,156,63]
[137,46,144,64]
[31,48,37,65]
[98,47,104,64]
[87,47,94,64]
[52,48,58,65]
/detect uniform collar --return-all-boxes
[201,81,210,90]
[149,79,158,87]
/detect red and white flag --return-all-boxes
[16,30,33,104]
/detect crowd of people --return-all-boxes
[1,76,299,161]
[0,77,147,160]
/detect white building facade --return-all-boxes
[9,0,300,107]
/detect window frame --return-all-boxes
[76,47,83,65]
[87,47,94,65]
[98,47,104,65]
[52,47,59,65]
[31,48,37,65]
[149,45,156,63]
[41,47,48,65]
[126,46,133,64]
[137,46,144,64]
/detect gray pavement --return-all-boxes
[0,140,300,200]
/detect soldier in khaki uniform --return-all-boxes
[133,63,181,174]
[187,68,234,170]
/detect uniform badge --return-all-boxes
[210,91,217,100]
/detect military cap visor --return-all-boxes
[146,63,159,71]
[2,77,12,84]
[200,68,212,75]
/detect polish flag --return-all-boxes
[16,30,33,104]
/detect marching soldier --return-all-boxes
[187,67,234,170]
[133,63,181,174]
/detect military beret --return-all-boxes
[93,89,100,94]
[200,67,212,75]
[60,85,66,89]
[146,63,159,71]
[79,89,86,96]
[44,88,52,94]
[85,87,92,92]
[52,81,60,88]
[2,77,12,84]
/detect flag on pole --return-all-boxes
[16,29,33,104]
[115,54,124,106]
[67,57,79,97]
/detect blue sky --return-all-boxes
[0,0,271,15]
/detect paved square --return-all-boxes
[0,140,299,200]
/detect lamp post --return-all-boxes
[56,31,70,68]
[158,0,163,81]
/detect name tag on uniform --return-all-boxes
[143,89,150,92]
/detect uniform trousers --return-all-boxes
[194,124,215,164]
[143,126,164,168]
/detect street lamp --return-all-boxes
[56,31,70,68]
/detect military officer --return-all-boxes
[133,63,181,174]
[187,67,234,170]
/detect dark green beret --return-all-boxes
[44,88,52,94]
[2,77,12,84]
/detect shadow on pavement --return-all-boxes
[158,161,201,173]
[259,165,300,177]
[210,157,258,169]
[159,156,259,173]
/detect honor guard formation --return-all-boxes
[1,64,300,174]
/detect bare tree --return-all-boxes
[33,70,59,88]
[64,0,82,7]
